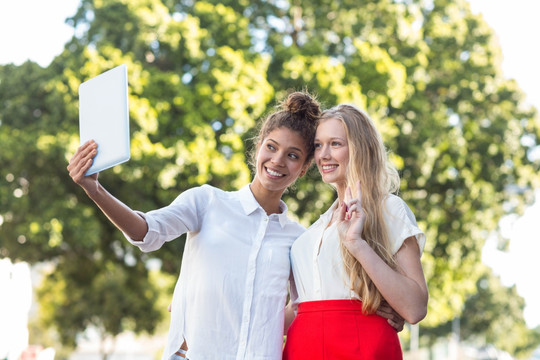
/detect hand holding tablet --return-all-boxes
[78,64,130,175]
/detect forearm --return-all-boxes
[85,182,148,241]
[284,301,296,334]
[350,241,428,324]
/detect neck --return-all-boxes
[249,183,283,215]
[336,182,347,204]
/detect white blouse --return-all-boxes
[289,194,425,305]
[125,184,305,360]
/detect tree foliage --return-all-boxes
[1,0,539,355]
[422,266,540,359]
[459,269,540,358]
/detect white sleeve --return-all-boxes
[288,268,300,313]
[124,185,212,252]
[383,195,426,255]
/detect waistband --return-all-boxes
[297,299,363,314]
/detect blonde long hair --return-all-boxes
[320,104,400,314]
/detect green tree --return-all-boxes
[1,0,273,352]
[393,1,540,332]
[423,266,540,359]
[240,0,540,334]
[459,269,540,358]
[195,0,540,336]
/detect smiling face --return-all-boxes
[251,127,309,196]
[314,117,350,188]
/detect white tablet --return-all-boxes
[79,64,130,176]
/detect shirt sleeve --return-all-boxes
[288,268,300,312]
[124,185,212,252]
[383,195,426,256]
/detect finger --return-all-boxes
[69,148,93,173]
[345,185,353,204]
[67,146,84,171]
[71,161,84,183]
[68,153,84,173]
[75,140,95,158]
[376,308,398,322]
[76,145,97,170]
[377,302,403,320]
[347,203,366,222]
[376,307,391,317]
[81,158,94,176]
[81,141,98,160]
[346,203,359,220]
[71,158,93,183]
[347,203,359,214]
[378,311,404,332]
[68,141,97,171]
[356,180,363,208]
[388,318,404,332]
[68,155,83,178]
[338,201,347,222]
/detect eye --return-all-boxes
[331,141,342,147]
[314,142,321,149]
[267,144,276,151]
[289,153,300,160]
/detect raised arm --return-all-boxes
[67,140,148,241]
[338,183,428,324]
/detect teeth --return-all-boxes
[322,165,338,170]
[267,168,284,177]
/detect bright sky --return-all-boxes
[468,0,540,111]
[0,0,79,67]
[467,0,540,329]
[1,0,539,328]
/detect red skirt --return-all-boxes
[283,300,403,360]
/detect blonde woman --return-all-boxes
[283,105,428,359]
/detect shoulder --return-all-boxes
[288,220,307,236]
[277,204,308,237]
[172,184,219,206]
[383,194,425,255]
[384,194,418,225]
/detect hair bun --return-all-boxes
[281,91,321,123]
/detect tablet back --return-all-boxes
[79,64,130,175]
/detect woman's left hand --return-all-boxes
[377,300,405,332]
[337,181,367,253]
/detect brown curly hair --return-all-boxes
[249,91,321,168]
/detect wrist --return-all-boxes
[347,238,369,258]
[84,181,102,199]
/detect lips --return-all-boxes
[265,167,285,177]
[320,164,338,173]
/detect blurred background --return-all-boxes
[1,0,539,359]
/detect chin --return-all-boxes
[321,177,333,185]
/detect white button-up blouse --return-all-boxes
[289,194,425,305]
[125,184,305,360]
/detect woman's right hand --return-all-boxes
[67,140,149,241]
[67,140,100,194]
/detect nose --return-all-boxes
[317,144,331,160]
[271,151,287,167]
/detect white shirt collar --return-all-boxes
[239,184,290,228]
[319,198,339,223]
